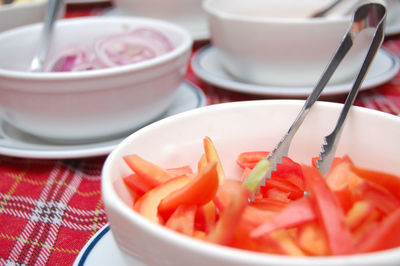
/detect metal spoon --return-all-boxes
[30,0,63,72]
[310,0,345,17]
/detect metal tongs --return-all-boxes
[251,3,386,199]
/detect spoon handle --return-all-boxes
[30,0,63,72]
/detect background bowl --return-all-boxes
[0,16,192,142]
[203,0,373,87]
[0,0,48,33]
[112,0,208,40]
[102,100,400,266]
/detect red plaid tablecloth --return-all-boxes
[1,2,400,265]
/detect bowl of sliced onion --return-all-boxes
[0,16,192,142]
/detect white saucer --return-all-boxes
[103,8,209,41]
[191,45,400,97]
[0,82,206,159]
[74,224,146,266]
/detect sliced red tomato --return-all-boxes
[302,165,354,255]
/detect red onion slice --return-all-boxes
[94,28,174,67]
[44,28,175,72]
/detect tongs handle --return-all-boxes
[317,4,386,175]
[253,3,386,194]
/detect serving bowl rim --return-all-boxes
[102,99,400,265]
[202,0,351,24]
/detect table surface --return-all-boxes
[1,2,400,265]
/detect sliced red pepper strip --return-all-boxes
[195,200,216,233]
[302,165,354,255]
[134,176,190,224]
[208,180,250,245]
[296,221,330,256]
[236,151,269,169]
[158,162,219,213]
[354,208,400,253]
[123,173,153,197]
[250,197,316,238]
[351,165,400,201]
[124,154,172,188]
[261,178,304,200]
[165,205,197,236]
[166,165,193,177]
[237,151,305,190]
[203,136,225,185]
[352,181,400,215]
[250,197,289,212]
[325,157,360,191]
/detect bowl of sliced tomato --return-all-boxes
[102,100,400,266]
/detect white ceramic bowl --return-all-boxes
[112,0,208,40]
[0,0,48,33]
[203,0,374,87]
[102,100,400,266]
[0,16,192,142]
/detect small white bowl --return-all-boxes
[0,16,192,142]
[0,0,48,33]
[102,100,400,266]
[112,0,208,40]
[203,0,371,87]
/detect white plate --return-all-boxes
[191,45,400,97]
[74,224,146,266]
[103,8,209,41]
[0,82,206,159]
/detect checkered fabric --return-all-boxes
[0,157,107,265]
[0,3,400,265]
